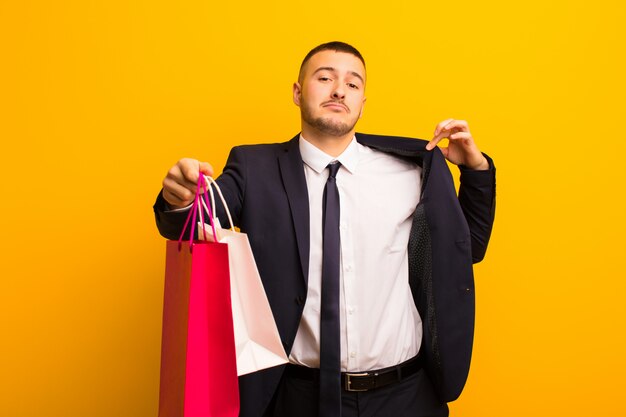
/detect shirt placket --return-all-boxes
[337,178,359,371]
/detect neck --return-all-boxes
[301,124,355,157]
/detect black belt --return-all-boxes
[285,355,422,392]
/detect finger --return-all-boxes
[429,118,460,150]
[178,158,202,184]
[429,121,472,150]
[166,163,197,191]
[449,131,474,145]
[439,146,449,159]
[162,178,196,207]
[199,161,214,177]
[426,135,443,151]
[426,127,453,150]
[443,119,469,133]
[162,189,191,208]
[433,118,454,137]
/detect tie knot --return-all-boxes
[327,162,341,179]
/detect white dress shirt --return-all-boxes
[289,136,423,372]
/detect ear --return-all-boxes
[359,96,367,118]
[293,82,302,107]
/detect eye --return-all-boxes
[348,83,359,89]
[319,77,331,82]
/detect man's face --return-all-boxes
[293,50,366,137]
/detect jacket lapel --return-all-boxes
[278,136,310,284]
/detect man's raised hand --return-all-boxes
[426,119,489,170]
[162,158,214,209]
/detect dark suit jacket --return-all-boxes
[154,133,496,416]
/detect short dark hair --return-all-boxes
[298,41,366,80]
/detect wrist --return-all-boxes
[466,155,489,171]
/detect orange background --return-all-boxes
[1,1,625,416]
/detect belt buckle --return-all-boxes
[344,372,370,392]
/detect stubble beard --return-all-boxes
[300,102,359,137]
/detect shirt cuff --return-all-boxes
[164,202,193,213]
[459,153,496,186]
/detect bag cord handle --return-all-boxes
[177,173,218,251]
[201,175,236,232]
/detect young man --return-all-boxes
[154,41,496,417]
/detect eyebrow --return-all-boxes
[312,66,365,84]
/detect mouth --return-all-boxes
[322,101,349,112]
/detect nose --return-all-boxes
[331,82,345,100]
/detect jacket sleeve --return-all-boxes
[152,146,247,241]
[457,154,496,263]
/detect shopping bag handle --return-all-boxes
[201,175,236,232]
[178,173,218,251]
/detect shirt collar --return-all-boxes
[299,134,359,174]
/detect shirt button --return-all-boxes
[350,352,356,358]
[348,307,355,315]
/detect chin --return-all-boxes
[315,117,355,137]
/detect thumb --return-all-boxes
[199,161,214,177]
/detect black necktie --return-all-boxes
[319,162,342,417]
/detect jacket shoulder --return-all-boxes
[355,132,429,152]
[230,136,297,155]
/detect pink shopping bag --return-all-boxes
[158,175,239,417]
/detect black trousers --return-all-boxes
[269,367,449,417]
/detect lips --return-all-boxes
[322,101,349,112]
